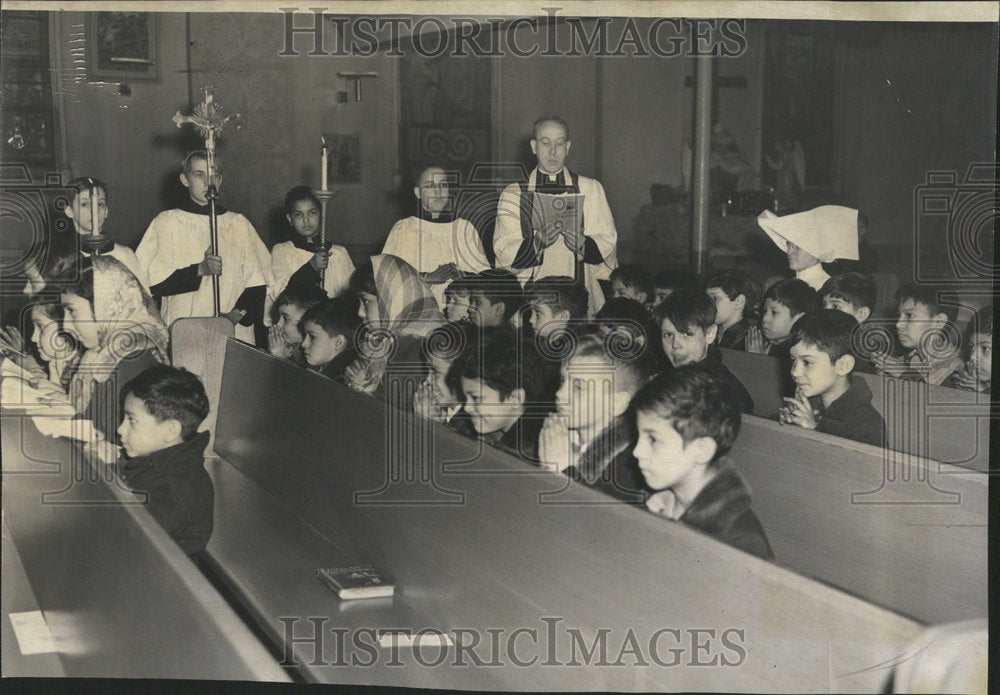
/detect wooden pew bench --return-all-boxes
[203,340,927,691]
[731,414,987,624]
[721,348,992,471]
[0,409,289,682]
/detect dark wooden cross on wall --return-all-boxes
[683,66,748,124]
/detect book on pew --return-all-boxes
[316,565,395,600]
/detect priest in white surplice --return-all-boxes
[136,151,273,345]
[493,116,618,315]
[381,164,490,309]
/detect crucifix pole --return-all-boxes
[691,56,714,276]
[172,83,245,315]
[203,88,222,315]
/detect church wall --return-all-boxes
[54,12,190,249]
[186,12,401,259]
[836,23,997,280]
[495,22,598,183]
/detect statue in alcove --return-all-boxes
[765,137,806,213]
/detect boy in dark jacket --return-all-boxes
[656,288,755,413]
[781,309,885,447]
[631,365,773,560]
[537,326,657,504]
[819,272,879,374]
[454,327,548,463]
[116,365,213,558]
[299,295,361,382]
[705,269,756,351]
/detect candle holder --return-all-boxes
[79,233,114,256]
[314,189,340,291]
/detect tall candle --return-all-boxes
[321,137,328,192]
[89,179,99,236]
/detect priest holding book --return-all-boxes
[494,116,618,315]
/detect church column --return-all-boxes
[691,55,713,275]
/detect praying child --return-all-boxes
[781,309,885,447]
[537,327,655,504]
[874,282,963,386]
[267,284,328,363]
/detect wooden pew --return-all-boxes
[0,411,289,682]
[206,339,925,691]
[720,348,992,471]
[731,414,987,625]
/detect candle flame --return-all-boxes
[321,136,327,147]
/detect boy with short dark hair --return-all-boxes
[746,278,819,360]
[116,365,213,558]
[60,177,149,289]
[656,288,754,413]
[609,264,652,305]
[466,269,525,329]
[538,327,656,503]
[442,274,474,323]
[523,276,589,339]
[819,272,877,324]
[631,365,773,559]
[945,304,992,392]
[454,328,546,462]
[270,185,355,299]
[781,309,885,446]
[137,150,273,346]
[819,272,880,373]
[299,295,361,382]
[705,269,756,350]
[875,282,963,385]
[268,283,328,362]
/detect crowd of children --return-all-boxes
[0,116,993,565]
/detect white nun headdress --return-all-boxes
[757,205,860,262]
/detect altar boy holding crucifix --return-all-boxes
[493,116,618,315]
[137,150,273,346]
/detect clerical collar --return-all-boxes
[291,234,318,251]
[416,205,454,223]
[78,238,115,255]
[180,196,228,216]
[539,167,566,182]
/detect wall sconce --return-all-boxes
[337,71,378,102]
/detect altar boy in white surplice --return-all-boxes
[269,186,355,300]
[380,164,490,309]
[493,116,618,315]
[136,150,273,345]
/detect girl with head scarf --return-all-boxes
[60,256,169,438]
[345,254,444,407]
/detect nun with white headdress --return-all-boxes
[756,205,860,291]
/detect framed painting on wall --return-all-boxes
[88,12,159,82]
[324,133,362,185]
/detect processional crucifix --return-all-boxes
[172,84,245,315]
